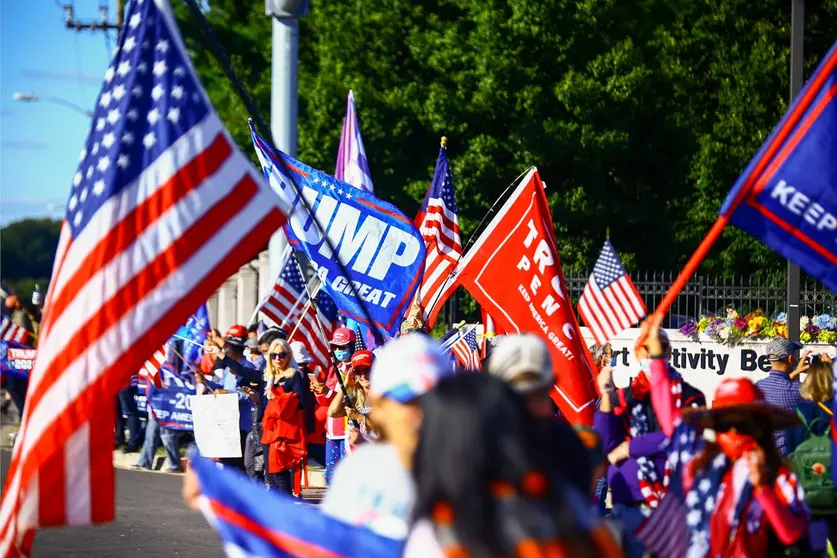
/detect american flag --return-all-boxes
[0,0,286,554]
[137,346,166,391]
[0,317,31,345]
[414,144,462,327]
[577,240,647,346]
[450,327,482,371]
[259,251,337,374]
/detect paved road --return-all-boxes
[1,450,224,558]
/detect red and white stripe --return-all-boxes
[138,347,166,389]
[416,202,461,327]
[260,281,333,376]
[579,274,646,345]
[0,118,286,554]
[0,317,31,345]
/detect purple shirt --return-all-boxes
[594,410,668,505]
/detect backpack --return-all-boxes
[788,405,836,514]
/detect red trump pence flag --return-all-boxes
[0,0,288,555]
[453,168,598,425]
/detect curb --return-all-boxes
[112,450,328,488]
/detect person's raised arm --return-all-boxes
[644,316,680,436]
[328,384,347,418]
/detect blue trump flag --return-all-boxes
[0,340,35,379]
[249,122,425,339]
[190,452,403,557]
[721,40,837,292]
[147,366,196,431]
[176,304,210,366]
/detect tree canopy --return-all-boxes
[178,1,836,277]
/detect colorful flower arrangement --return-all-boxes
[679,309,837,346]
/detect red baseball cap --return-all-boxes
[351,350,374,370]
[224,324,247,346]
[330,327,356,347]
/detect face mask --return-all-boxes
[334,348,352,362]
[639,358,651,374]
[716,431,758,460]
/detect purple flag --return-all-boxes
[335,90,374,193]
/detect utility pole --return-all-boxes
[265,1,309,286]
[787,0,804,345]
[61,1,124,32]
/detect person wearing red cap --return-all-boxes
[329,350,376,455]
[310,326,357,484]
[643,316,810,557]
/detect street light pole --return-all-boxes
[12,93,93,118]
[265,1,309,288]
[787,0,804,344]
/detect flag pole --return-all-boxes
[651,215,729,320]
[287,299,314,341]
[424,166,533,319]
[290,255,359,427]
[183,0,384,346]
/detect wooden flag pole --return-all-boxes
[287,299,314,341]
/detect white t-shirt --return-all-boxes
[320,443,415,540]
[403,519,444,557]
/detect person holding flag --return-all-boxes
[637,315,810,558]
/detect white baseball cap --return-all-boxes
[487,334,554,394]
[370,335,453,403]
[290,341,313,364]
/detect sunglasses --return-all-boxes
[270,352,288,360]
[353,369,371,378]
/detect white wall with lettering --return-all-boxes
[579,328,835,406]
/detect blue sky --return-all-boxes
[1,2,114,225]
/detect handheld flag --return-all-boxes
[0,316,31,346]
[653,41,837,320]
[250,122,425,339]
[0,0,287,553]
[720,40,837,293]
[578,239,647,346]
[191,452,404,558]
[258,248,338,375]
[0,341,36,380]
[451,168,598,425]
[335,90,374,193]
[449,327,482,371]
[414,140,462,327]
[176,304,210,367]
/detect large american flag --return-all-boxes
[577,240,647,346]
[0,0,286,554]
[414,144,462,327]
[259,251,337,374]
[0,317,31,346]
[450,327,482,371]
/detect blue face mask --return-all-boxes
[639,358,651,374]
[334,348,352,362]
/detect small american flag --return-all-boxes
[137,346,166,390]
[578,240,647,346]
[259,251,337,374]
[451,328,482,371]
[414,144,462,327]
[0,0,286,554]
[0,317,31,345]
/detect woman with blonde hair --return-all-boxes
[786,354,836,549]
[261,338,306,493]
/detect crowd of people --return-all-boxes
[2,285,835,556]
[175,313,836,557]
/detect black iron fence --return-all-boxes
[440,272,835,330]
[564,271,835,328]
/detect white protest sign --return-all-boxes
[189,393,242,458]
[580,327,835,406]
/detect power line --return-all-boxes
[59,1,124,31]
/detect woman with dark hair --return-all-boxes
[405,373,622,557]
[643,315,810,557]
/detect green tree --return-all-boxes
[175,0,837,279]
[1,218,61,280]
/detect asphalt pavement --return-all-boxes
[1,449,225,558]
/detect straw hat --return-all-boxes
[682,377,800,432]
